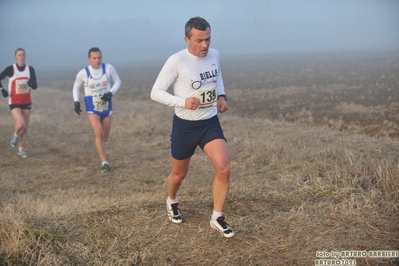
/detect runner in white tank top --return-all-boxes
[72,47,122,173]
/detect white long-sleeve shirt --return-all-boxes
[72,63,121,102]
[151,48,226,121]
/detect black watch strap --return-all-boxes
[218,94,227,101]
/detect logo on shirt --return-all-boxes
[191,80,202,90]
[200,69,218,82]
[191,68,218,90]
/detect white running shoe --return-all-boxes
[210,216,235,238]
[11,134,18,147]
[166,200,182,224]
[18,149,28,159]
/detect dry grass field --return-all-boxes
[0,50,398,265]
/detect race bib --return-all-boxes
[15,80,30,94]
[196,87,217,110]
[92,96,108,112]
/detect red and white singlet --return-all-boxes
[8,64,31,105]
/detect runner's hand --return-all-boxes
[74,102,82,115]
[185,97,200,110]
[1,87,8,98]
[27,80,34,89]
[101,92,113,101]
[217,96,228,113]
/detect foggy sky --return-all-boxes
[1,0,398,70]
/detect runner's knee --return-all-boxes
[170,173,186,183]
[216,163,230,180]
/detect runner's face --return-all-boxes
[88,51,102,68]
[15,50,26,66]
[185,27,211,57]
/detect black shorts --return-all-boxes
[171,115,226,160]
[9,103,32,110]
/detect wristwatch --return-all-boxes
[218,94,227,101]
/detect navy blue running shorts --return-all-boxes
[171,114,226,160]
[9,103,32,110]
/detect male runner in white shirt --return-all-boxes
[72,47,121,173]
[151,17,234,237]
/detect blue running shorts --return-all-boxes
[84,96,113,120]
[171,114,226,160]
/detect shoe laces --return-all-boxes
[216,216,232,231]
[171,203,180,216]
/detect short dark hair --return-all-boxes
[185,17,211,38]
[88,47,101,58]
[15,48,25,55]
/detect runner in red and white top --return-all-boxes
[0,48,38,158]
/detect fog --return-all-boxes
[1,0,398,70]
